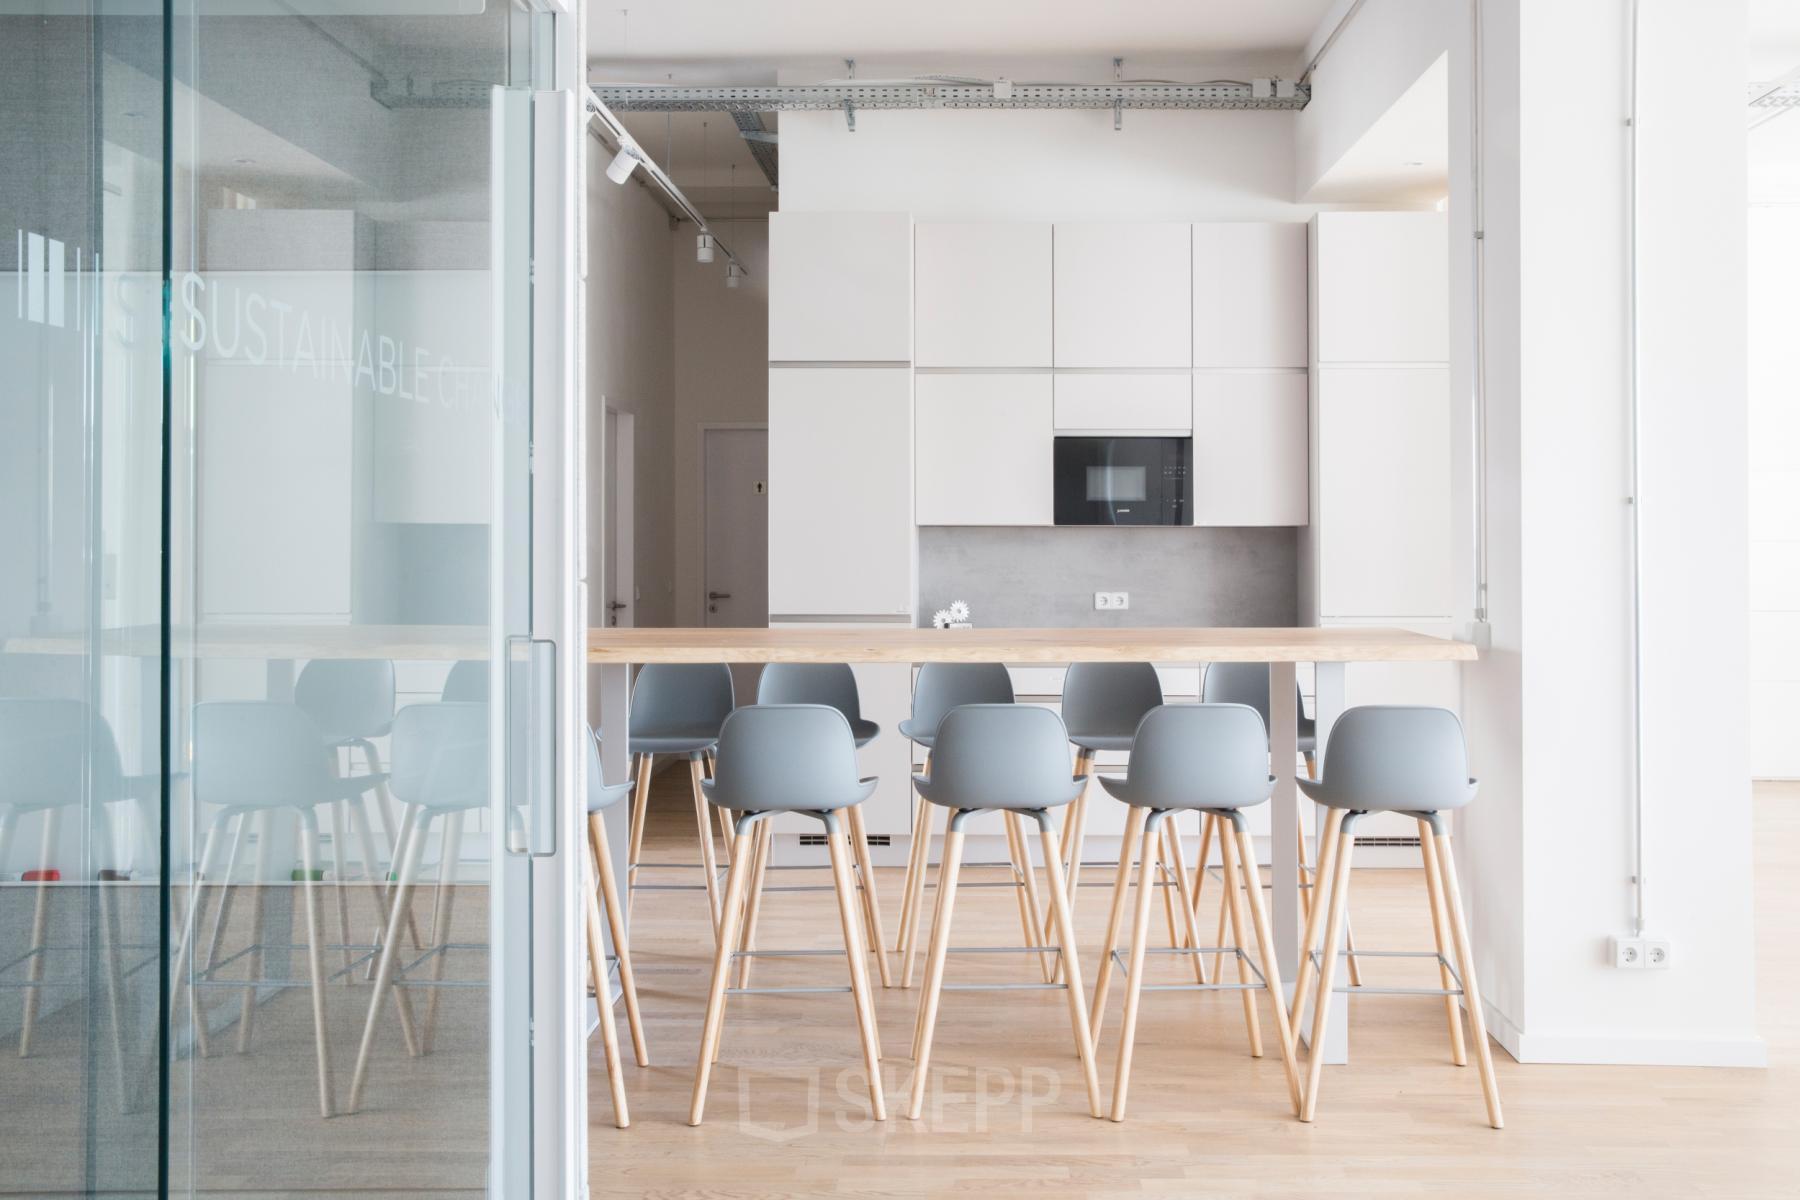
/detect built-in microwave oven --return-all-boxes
[1053,436,1192,526]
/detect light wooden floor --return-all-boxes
[594,777,1800,1199]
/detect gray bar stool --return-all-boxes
[0,699,141,1086]
[688,704,885,1126]
[1055,662,1194,983]
[745,664,892,988]
[1087,703,1301,1120]
[894,662,1033,989]
[348,702,490,1114]
[1200,662,1362,985]
[295,658,417,980]
[440,659,488,702]
[1295,705,1502,1128]
[582,726,647,1129]
[175,701,387,1118]
[908,703,1103,1121]
[621,663,735,941]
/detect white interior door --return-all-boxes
[704,428,769,703]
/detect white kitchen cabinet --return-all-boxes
[914,222,1052,368]
[1192,222,1308,369]
[1310,211,1449,365]
[1315,366,1454,618]
[1052,222,1192,368]
[915,373,1052,526]
[769,212,913,362]
[768,367,915,616]
[1192,372,1307,526]
[1052,374,1191,433]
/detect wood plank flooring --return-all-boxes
[595,777,1800,1199]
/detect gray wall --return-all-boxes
[918,526,1298,628]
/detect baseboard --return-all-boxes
[1501,1015,1767,1068]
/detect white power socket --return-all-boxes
[1093,591,1130,611]
[1610,935,1673,970]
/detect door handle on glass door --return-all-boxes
[707,591,731,600]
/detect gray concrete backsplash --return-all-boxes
[917,526,1298,628]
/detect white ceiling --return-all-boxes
[1305,52,1448,205]
[1751,0,1800,79]
[588,0,1337,66]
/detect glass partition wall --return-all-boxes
[3,3,579,1195]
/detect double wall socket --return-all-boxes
[1093,591,1130,611]
[1610,935,1673,969]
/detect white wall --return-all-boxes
[1448,0,1760,1065]
[671,218,769,627]
[777,57,1312,220]
[1295,0,1454,199]
[587,153,677,640]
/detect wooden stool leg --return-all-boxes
[348,806,429,1114]
[1156,825,1182,952]
[583,846,629,1129]
[588,812,647,1067]
[1088,806,1147,1045]
[1417,819,1467,1066]
[826,821,887,1120]
[1237,826,1303,1115]
[907,823,965,1121]
[1189,812,1215,966]
[422,810,465,1054]
[1296,818,1313,923]
[900,802,943,989]
[847,805,893,988]
[329,797,354,977]
[1109,813,1164,1122]
[296,812,336,1118]
[19,808,61,1057]
[1217,819,1263,1057]
[1434,831,1504,1128]
[1211,845,1232,990]
[627,754,652,917]
[1165,814,1207,984]
[348,804,419,1057]
[688,825,754,1126]
[236,812,272,1053]
[1300,822,1357,1123]
[1036,817,1102,1118]
[893,790,925,960]
[170,814,228,1061]
[1292,807,1344,1015]
[688,757,723,940]
[735,819,773,990]
[201,811,246,975]
[1046,755,1093,984]
[1005,812,1053,983]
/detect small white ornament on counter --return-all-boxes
[932,600,973,630]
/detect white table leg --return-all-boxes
[594,663,632,1021]
[1268,662,1300,976]
[1298,661,1348,1065]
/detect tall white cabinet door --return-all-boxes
[769,212,913,362]
[1315,366,1455,617]
[1052,222,1192,368]
[1192,373,1308,526]
[915,222,1052,368]
[1192,222,1308,369]
[915,373,1053,526]
[768,367,915,616]
[1311,211,1449,364]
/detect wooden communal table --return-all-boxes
[589,625,1476,1064]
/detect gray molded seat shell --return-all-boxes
[295,658,395,745]
[1061,661,1163,754]
[913,703,1085,812]
[627,663,735,758]
[194,702,383,810]
[757,662,880,746]
[701,705,876,813]
[585,726,633,813]
[388,702,489,811]
[1202,661,1316,754]
[0,697,126,813]
[1098,703,1275,824]
[442,659,488,702]
[898,662,1014,748]
[1296,705,1477,818]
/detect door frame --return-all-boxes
[603,403,635,629]
[697,421,770,625]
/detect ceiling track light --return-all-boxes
[605,146,639,185]
[725,261,745,289]
[696,232,715,264]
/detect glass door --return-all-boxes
[3,1,586,1194]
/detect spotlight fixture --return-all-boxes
[605,147,639,185]
[726,261,745,288]
[696,232,715,264]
